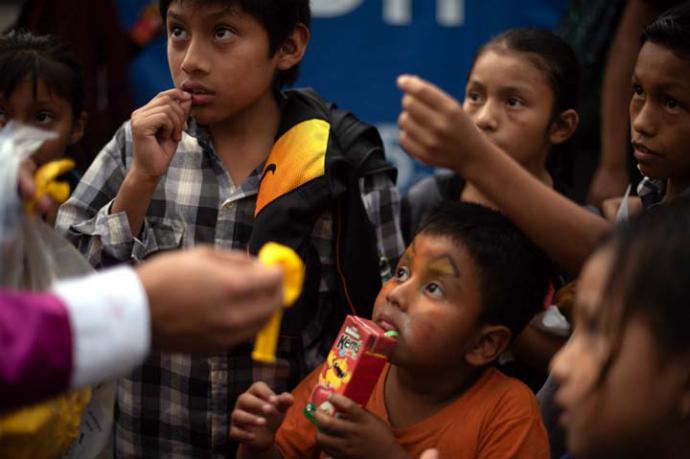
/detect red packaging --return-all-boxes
[305,315,396,419]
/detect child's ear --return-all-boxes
[69,111,87,145]
[275,23,310,72]
[549,109,579,145]
[464,325,512,367]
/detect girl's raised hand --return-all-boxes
[130,88,192,183]
[397,75,491,175]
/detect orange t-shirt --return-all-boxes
[275,364,549,459]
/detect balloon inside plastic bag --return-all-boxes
[0,122,92,288]
[0,122,113,459]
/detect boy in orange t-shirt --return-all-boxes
[230,202,551,458]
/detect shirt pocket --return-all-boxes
[142,220,185,258]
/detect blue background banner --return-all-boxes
[118,0,568,191]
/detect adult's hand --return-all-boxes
[137,247,283,352]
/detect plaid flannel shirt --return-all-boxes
[56,120,404,458]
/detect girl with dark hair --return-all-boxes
[0,30,86,168]
[551,198,690,458]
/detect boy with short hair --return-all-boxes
[230,202,551,458]
[56,0,404,456]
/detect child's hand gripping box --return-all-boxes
[304,315,396,422]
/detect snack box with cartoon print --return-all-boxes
[304,315,396,422]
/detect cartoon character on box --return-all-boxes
[313,350,354,415]
[304,315,396,422]
[322,353,353,390]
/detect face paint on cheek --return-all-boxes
[402,308,445,343]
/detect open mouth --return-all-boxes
[181,82,215,105]
[376,315,399,334]
[632,142,661,161]
[181,82,213,93]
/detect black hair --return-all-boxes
[601,197,690,359]
[472,27,581,118]
[158,0,310,88]
[417,201,551,340]
[642,1,690,59]
[0,30,84,117]
[471,27,581,190]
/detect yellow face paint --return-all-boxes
[427,255,459,278]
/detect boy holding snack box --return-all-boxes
[230,202,551,458]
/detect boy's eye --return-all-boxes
[214,26,234,40]
[506,97,523,108]
[394,266,411,282]
[573,306,600,339]
[35,111,55,125]
[632,84,644,97]
[423,282,444,299]
[169,25,188,40]
[664,97,682,112]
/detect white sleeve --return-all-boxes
[51,266,151,389]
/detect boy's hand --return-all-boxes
[130,89,192,182]
[230,381,294,451]
[397,75,490,175]
[314,394,408,459]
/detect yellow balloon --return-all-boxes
[25,159,75,214]
[258,242,304,307]
[252,242,305,363]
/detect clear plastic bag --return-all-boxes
[0,122,93,287]
[0,122,113,458]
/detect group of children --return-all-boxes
[2,0,690,457]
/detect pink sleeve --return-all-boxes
[0,291,73,412]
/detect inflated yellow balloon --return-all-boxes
[252,242,305,363]
[257,242,304,306]
[24,159,75,214]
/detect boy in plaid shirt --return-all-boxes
[57,1,404,456]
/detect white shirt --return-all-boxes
[51,266,150,388]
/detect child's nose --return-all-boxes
[474,102,498,132]
[386,282,409,312]
[631,100,658,138]
[181,39,211,75]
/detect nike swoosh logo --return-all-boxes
[264,163,277,175]
[259,163,277,188]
